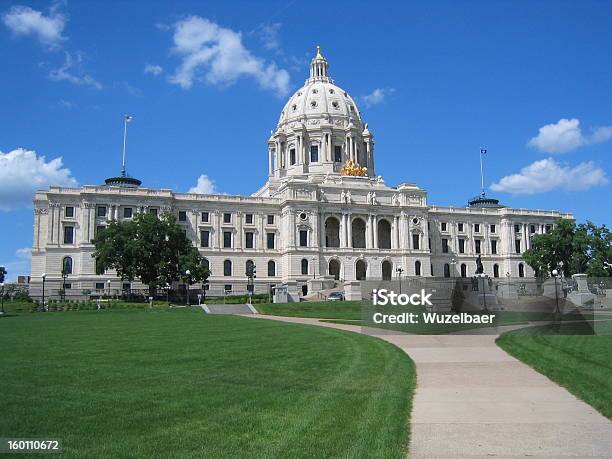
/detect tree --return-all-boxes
[93,212,210,296]
[523,219,611,278]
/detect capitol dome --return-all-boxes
[265,46,375,182]
[277,47,363,129]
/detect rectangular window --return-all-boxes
[223,231,232,248]
[412,234,420,250]
[223,213,231,224]
[65,206,74,218]
[441,222,447,232]
[201,211,209,222]
[514,224,521,233]
[149,208,158,217]
[474,223,480,233]
[178,211,187,222]
[245,214,253,224]
[95,282,105,290]
[491,240,498,255]
[490,224,496,234]
[224,284,233,293]
[63,226,74,244]
[97,206,107,217]
[334,145,342,162]
[290,148,296,165]
[458,223,464,232]
[299,230,308,247]
[122,283,131,292]
[530,224,536,234]
[545,224,552,233]
[458,238,465,254]
[267,232,275,249]
[267,214,274,225]
[475,239,481,254]
[515,239,521,254]
[200,230,210,248]
[442,238,449,253]
[245,231,254,249]
[96,225,105,236]
[64,283,72,290]
[310,145,319,163]
[123,207,133,219]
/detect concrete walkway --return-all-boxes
[246,315,612,457]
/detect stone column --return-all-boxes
[365,215,372,249]
[312,213,320,248]
[373,215,379,249]
[347,214,352,248]
[268,148,273,176]
[236,212,243,250]
[340,214,346,248]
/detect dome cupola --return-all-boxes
[266,47,375,181]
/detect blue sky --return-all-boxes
[1,0,610,280]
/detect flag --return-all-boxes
[125,115,133,123]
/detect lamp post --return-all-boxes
[185,270,191,306]
[396,266,404,295]
[450,258,456,279]
[106,279,111,298]
[478,273,488,312]
[552,269,560,315]
[41,273,47,312]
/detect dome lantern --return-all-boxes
[309,46,330,83]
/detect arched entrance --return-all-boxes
[352,218,366,248]
[325,217,340,248]
[356,259,367,280]
[381,260,392,280]
[328,258,341,280]
[378,219,392,249]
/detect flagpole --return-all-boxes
[479,147,485,198]
[121,115,128,177]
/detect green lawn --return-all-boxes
[255,300,362,319]
[0,309,415,458]
[497,320,612,420]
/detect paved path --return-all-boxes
[246,315,612,457]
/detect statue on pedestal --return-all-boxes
[475,255,484,275]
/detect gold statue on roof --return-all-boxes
[341,159,368,177]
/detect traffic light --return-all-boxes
[0,266,6,284]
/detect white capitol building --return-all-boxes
[30,47,572,299]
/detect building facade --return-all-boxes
[30,47,572,298]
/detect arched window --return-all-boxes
[377,219,392,249]
[352,218,366,248]
[381,260,392,280]
[267,260,276,277]
[325,217,340,248]
[493,264,500,278]
[356,259,367,280]
[223,260,232,277]
[62,256,73,275]
[301,258,309,275]
[518,263,525,278]
[328,259,341,280]
[460,263,467,278]
[415,260,421,276]
[444,263,451,278]
[245,260,254,277]
[201,258,210,271]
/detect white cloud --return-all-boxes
[16,247,32,260]
[144,63,163,76]
[2,4,66,48]
[258,23,281,50]
[361,88,395,108]
[169,16,290,96]
[0,148,78,210]
[527,118,612,154]
[490,158,608,195]
[0,248,32,280]
[188,175,218,194]
[48,51,102,89]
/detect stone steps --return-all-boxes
[203,303,257,315]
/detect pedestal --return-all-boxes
[344,280,362,301]
[567,273,595,307]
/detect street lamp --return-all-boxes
[450,258,456,279]
[185,270,191,306]
[41,273,47,311]
[396,266,404,295]
[552,268,560,314]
